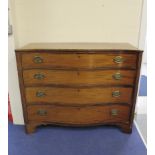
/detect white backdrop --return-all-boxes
[9,0,145,124]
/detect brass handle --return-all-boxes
[36,91,46,97]
[113,56,124,64]
[33,56,43,63]
[113,73,122,80]
[34,74,45,80]
[37,109,47,116]
[112,90,121,97]
[111,109,118,116]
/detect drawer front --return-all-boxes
[23,69,136,86]
[27,105,130,124]
[25,87,133,105]
[22,53,137,69]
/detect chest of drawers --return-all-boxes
[15,43,143,134]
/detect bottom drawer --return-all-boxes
[27,105,130,125]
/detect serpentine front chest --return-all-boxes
[15,43,143,134]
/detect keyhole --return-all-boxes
[77,89,80,92]
[78,55,81,58]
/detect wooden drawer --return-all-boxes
[25,87,133,105]
[27,105,130,124]
[22,53,137,69]
[23,69,136,86]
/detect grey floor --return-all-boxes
[135,114,147,144]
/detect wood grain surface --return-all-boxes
[22,53,137,69]
[16,43,139,51]
[23,69,136,86]
[27,105,130,124]
[25,87,133,105]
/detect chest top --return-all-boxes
[15,42,140,52]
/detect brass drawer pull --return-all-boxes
[113,73,122,80]
[36,91,46,97]
[34,74,45,80]
[113,56,124,64]
[111,109,118,116]
[37,109,47,116]
[112,90,121,97]
[33,56,43,63]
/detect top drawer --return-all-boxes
[21,53,137,69]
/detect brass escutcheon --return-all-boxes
[37,109,47,116]
[113,73,122,80]
[111,109,118,116]
[112,90,121,97]
[33,56,43,63]
[36,91,46,97]
[34,74,45,80]
[113,56,124,64]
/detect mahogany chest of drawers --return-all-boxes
[15,43,143,134]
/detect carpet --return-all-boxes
[139,75,147,96]
[9,122,146,155]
